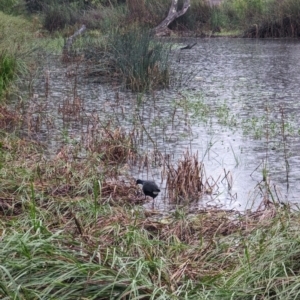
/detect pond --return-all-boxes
[16,37,300,211]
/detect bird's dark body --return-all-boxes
[136,179,160,199]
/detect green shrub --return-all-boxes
[220,0,264,28]
[0,0,25,15]
[0,13,36,100]
[209,6,228,31]
[221,0,300,37]
[0,11,35,57]
[25,0,88,13]
[42,1,81,32]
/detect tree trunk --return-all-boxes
[62,25,86,61]
[153,0,191,36]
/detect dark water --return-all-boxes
[20,38,300,211]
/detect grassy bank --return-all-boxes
[0,130,299,299]
[0,11,37,101]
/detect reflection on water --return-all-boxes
[16,38,300,211]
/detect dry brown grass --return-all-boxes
[0,129,143,210]
[58,96,84,119]
[85,124,136,165]
[101,178,146,204]
[0,105,21,129]
[166,150,204,201]
[0,197,23,216]
[84,200,283,281]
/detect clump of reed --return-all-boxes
[166,150,204,201]
[58,96,83,119]
[101,178,146,204]
[85,124,136,165]
[108,26,170,91]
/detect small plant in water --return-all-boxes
[109,26,171,91]
[262,164,268,182]
[166,150,204,202]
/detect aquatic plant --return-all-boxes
[85,123,136,165]
[109,26,171,91]
[166,150,204,201]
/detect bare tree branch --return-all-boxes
[153,0,191,36]
[64,25,87,53]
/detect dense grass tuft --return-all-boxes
[0,12,36,100]
[109,26,170,91]
[0,53,17,99]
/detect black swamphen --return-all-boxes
[136,179,160,200]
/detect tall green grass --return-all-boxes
[109,26,170,91]
[0,12,34,54]
[0,53,17,99]
[0,12,35,100]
